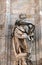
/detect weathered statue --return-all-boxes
[12,14,35,65]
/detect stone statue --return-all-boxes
[12,14,35,65]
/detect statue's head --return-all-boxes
[19,13,27,19]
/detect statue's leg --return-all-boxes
[18,59,22,65]
[21,57,27,65]
[13,37,28,65]
[14,37,22,65]
[14,60,18,65]
[14,36,21,53]
[21,39,28,65]
[21,39,28,53]
[18,57,27,65]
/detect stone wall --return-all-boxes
[0,0,42,65]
